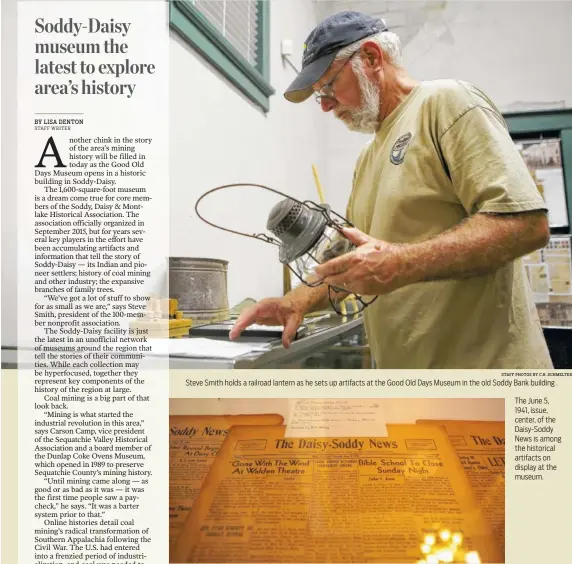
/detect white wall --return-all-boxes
[314,0,572,206]
[403,1,572,112]
[0,0,324,344]
[169,0,325,308]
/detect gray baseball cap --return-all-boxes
[284,11,387,103]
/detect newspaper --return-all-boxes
[285,398,388,437]
[4,0,572,562]
[171,423,502,563]
[169,414,284,556]
[418,420,506,559]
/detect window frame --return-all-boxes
[504,108,572,235]
[169,0,275,112]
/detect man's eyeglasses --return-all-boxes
[314,50,360,104]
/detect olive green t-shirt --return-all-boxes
[347,79,553,369]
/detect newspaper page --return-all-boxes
[169,414,284,554]
[15,1,169,563]
[418,420,506,559]
[171,423,502,563]
[285,398,388,437]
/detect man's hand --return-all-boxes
[314,227,407,295]
[314,211,549,295]
[229,273,341,348]
[229,297,306,348]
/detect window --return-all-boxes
[504,109,572,235]
[169,0,275,112]
[505,109,572,331]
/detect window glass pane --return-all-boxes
[515,138,569,229]
[193,0,259,66]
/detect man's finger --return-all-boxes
[229,307,262,340]
[282,315,301,349]
[314,252,355,278]
[323,273,354,292]
[341,227,371,246]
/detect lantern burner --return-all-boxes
[267,198,328,264]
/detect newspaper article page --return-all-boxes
[416,421,505,558]
[169,414,284,555]
[171,421,503,563]
[169,376,571,563]
[15,1,169,563]
[3,1,572,564]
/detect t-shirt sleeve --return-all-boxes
[439,105,548,215]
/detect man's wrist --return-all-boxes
[391,243,425,288]
[286,283,329,313]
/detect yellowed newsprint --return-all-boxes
[172,423,502,563]
[169,414,284,557]
[418,420,505,560]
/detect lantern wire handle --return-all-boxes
[194,183,354,245]
[195,183,378,313]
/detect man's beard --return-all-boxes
[335,61,381,133]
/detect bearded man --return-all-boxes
[230,11,553,369]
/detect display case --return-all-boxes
[169,398,506,564]
[1,312,371,370]
[506,109,572,368]
[171,313,372,369]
